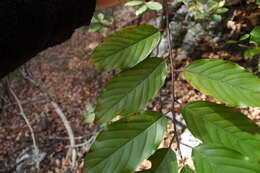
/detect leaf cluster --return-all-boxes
[88,13,113,34]
[83,22,260,173]
[228,26,260,60]
[125,1,162,16]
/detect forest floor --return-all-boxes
[0,2,260,173]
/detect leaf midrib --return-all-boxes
[98,60,165,117]
[185,70,260,94]
[89,115,164,171]
[187,108,260,155]
[194,148,228,173]
[94,30,159,60]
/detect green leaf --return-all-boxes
[100,27,108,35]
[211,14,222,22]
[146,2,163,10]
[88,24,102,32]
[91,16,98,23]
[91,24,160,71]
[97,13,105,21]
[180,166,196,173]
[95,58,167,123]
[239,34,250,41]
[183,59,260,107]
[215,8,229,14]
[207,0,219,12]
[244,48,260,60]
[86,104,94,112]
[192,144,260,173]
[84,111,168,173]
[182,101,260,162]
[135,5,148,15]
[250,26,260,46]
[125,0,144,6]
[83,113,95,123]
[101,19,112,25]
[83,104,95,123]
[138,148,178,173]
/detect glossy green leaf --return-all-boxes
[146,2,162,10]
[207,0,219,11]
[183,59,260,107]
[215,7,229,14]
[192,144,260,173]
[91,24,160,71]
[211,14,222,22]
[88,24,102,32]
[84,111,168,173]
[96,58,167,122]
[136,5,148,15]
[138,148,178,173]
[125,0,143,6]
[180,166,196,173]
[239,34,250,41]
[250,26,260,46]
[182,101,260,161]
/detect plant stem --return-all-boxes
[162,0,183,159]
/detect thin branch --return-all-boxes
[180,142,193,149]
[162,0,183,159]
[3,95,45,109]
[20,70,77,172]
[51,101,77,169]
[6,79,40,169]
[67,136,96,148]
[49,136,86,140]
[7,80,38,152]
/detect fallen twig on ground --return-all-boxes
[20,70,77,172]
[6,79,41,170]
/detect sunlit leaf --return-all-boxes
[193,144,260,173]
[91,24,160,71]
[88,24,102,32]
[183,59,260,107]
[96,58,167,122]
[83,112,95,123]
[211,14,222,22]
[182,101,260,162]
[136,5,148,15]
[250,26,260,46]
[86,104,94,112]
[84,111,168,173]
[215,7,229,14]
[97,13,105,21]
[239,34,250,41]
[138,148,178,173]
[146,2,163,10]
[125,0,143,6]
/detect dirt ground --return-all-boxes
[0,3,260,173]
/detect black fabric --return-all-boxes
[0,0,96,79]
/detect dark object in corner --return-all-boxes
[0,0,96,79]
